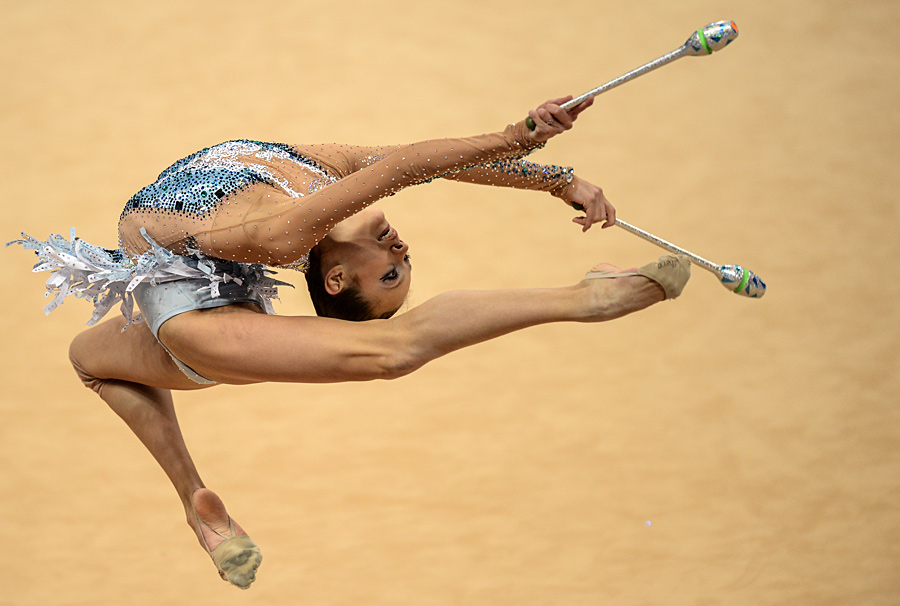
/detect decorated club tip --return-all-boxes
[525,19,740,130]
[684,20,739,56]
[718,264,766,298]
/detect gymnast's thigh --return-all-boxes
[69,316,213,391]
[157,305,393,385]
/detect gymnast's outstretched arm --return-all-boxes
[155,99,605,266]
[293,97,614,230]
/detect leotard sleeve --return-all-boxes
[440,157,575,199]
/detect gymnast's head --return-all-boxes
[305,207,412,321]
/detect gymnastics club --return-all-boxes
[616,217,766,298]
[526,20,739,130]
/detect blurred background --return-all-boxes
[1,1,898,604]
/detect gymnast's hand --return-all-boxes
[564,175,616,231]
[526,96,594,143]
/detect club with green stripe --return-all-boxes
[614,217,765,298]
[524,20,759,297]
[526,20,740,130]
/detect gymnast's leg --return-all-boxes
[68,317,262,589]
[158,258,686,386]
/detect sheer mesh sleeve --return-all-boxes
[441,157,574,198]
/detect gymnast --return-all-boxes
[12,97,690,589]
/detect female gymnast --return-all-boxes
[13,97,690,589]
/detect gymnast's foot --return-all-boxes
[579,254,690,321]
[189,488,262,589]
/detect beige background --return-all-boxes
[2,1,898,604]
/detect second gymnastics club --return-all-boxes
[526,20,739,130]
[616,218,766,298]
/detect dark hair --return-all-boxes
[304,244,388,322]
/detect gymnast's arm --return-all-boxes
[440,97,614,230]
[441,161,616,231]
[253,111,565,265]
[293,97,614,231]
[252,122,537,263]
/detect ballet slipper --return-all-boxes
[635,254,691,299]
[584,254,691,300]
[191,491,262,589]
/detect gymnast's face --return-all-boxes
[323,207,412,318]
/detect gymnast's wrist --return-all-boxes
[508,120,546,151]
[550,169,578,203]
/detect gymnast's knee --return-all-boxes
[68,332,106,395]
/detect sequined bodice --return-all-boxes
[122,140,335,219]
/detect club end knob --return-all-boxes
[719,265,766,298]
[685,20,739,56]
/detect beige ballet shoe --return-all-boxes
[192,492,263,589]
[635,254,691,299]
[584,254,691,300]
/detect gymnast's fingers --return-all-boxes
[527,107,559,142]
[548,103,574,130]
[548,95,574,106]
[568,96,594,118]
[527,108,548,129]
[593,188,616,229]
[579,202,602,232]
[591,202,608,232]
[602,200,616,228]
